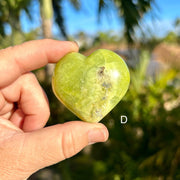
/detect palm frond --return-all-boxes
[69,0,80,10]
[52,0,68,39]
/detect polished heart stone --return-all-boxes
[52,49,130,123]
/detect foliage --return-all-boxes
[163,32,180,44]
[0,0,32,37]
[0,0,80,42]
[0,28,40,49]
[52,0,80,39]
[98,0,154,43]
[93,31,122,46]
[175,18,180,36]
[0,0,155,43]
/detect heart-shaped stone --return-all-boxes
[52,49,130,123]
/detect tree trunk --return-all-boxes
[40,0,55,83]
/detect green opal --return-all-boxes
[52,49,130,123]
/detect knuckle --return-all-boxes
[24,72,37,81]
[18,72,37,85]
[61,131,77,159]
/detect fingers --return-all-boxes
[0,39,79,88]
[0,117,23,135]
[23,121,108,173]
[0,121,108,179]
[1,73,50,132]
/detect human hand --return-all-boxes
[0,39,109,180]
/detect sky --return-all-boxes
[18,0,180,39]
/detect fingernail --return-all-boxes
[88,128,108,145]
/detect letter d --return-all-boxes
[120,115,128,124]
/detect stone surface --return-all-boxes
[52,49,130,123]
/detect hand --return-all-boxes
[0,39,108,180]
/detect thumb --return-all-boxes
[23,121,108,174]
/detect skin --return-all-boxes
[0,39,108,180]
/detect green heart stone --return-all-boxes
[52,49,130,123]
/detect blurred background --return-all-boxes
[0,0,180,179]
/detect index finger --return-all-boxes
[0,39,78,88]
